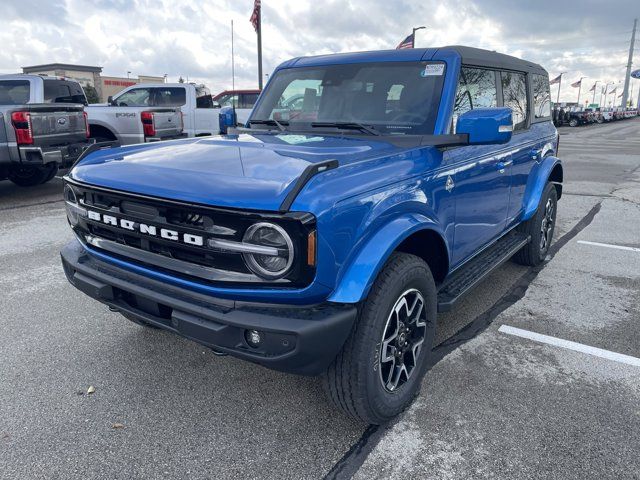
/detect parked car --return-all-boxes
[212,89,261,125]
[0,74,93,186]
[85,86,185,145]
[567,108,590,127]
[596,107,614,122]
[61,46,562,424]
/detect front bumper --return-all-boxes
[60,240,356,375]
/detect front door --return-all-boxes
[445,145,512,267]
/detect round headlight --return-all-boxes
[242,222,294,279]
[64,184,80,225]
[64,184,77,203]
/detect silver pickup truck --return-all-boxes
[0,75,93,186]
[86,92,185,145]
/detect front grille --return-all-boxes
[68,182,315,287]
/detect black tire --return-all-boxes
[119,311,159,329]
[569,119,578,127]
[513,182,558,266]
[8,165,53,187]
[43,164,59,183]
[322,253,437,425]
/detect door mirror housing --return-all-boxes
[456,107,513,145]
[107,96,115,106]
[218,106,237,134]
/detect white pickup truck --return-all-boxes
[101,83,258,138]
[86,94,184,146]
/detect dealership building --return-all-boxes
[21,63,164,102]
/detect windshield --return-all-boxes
[0,80,30,105]
[251,61,446,135]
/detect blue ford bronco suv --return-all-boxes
[61,46,562,424]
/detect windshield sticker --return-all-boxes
[276,135,325,145]
[421,64,445,77]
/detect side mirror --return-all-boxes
[107,96,116,106]
[456,107,513,145]
[212,101,221,109]
[218,106,237,134]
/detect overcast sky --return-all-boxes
[1,0,639,103]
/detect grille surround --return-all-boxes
[66,179,316,287]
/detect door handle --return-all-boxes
[497,160,513,173]
[530,149,542,160]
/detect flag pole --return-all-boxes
[257,4,263,90]
[231,20,236,109]
[556,73,564,104]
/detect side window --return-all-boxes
[240,93,259,109]
[44,81,86,104]
[196,95,214,108]
[501,71,528,130]
[453,67,498,116]
[152,87,186,107]
[532,74,551,119]
[114,88,151,106]
[217,94,239,108]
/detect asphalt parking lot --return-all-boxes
[1,118,639,479]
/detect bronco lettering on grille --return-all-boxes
[86,210,204,246]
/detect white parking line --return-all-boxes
[577,240,640,252]
[498,325,640,367]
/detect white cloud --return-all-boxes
[0,0,638,103]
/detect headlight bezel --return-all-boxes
[241,222,295,280]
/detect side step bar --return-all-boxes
[437,232,530,313]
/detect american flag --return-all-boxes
[570,79,582,88]
[549,74,562,85]
[250,0,261,32]
[396,33,414,49]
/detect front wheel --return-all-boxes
[513,182,558,266]
[322,253,437,424]
[569,119,578,127]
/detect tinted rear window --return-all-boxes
[44,80,87,104]
[0,80,30,105]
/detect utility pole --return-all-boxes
[621,18,637,108]
[231,20,236,108]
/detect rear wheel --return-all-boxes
[513,182,558,266]
[8,164,56,187]
[322,253,436,424]
[569,119,578,127]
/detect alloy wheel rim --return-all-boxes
[378,288,427,392]
[540,198,554,253]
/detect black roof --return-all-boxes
[443,45,547,75]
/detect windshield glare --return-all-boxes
[251,62,446,135]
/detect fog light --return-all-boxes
[245,329,262,347]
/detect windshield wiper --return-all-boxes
[310,122,381,136]
[249,119,288,132]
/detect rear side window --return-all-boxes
[0,80,30,105]
[453,67,497,116]
[240,93,259,109]
[532,74,551,119]
[44,81,86,104]
[152,88,186,107]
[501,72,528,130]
